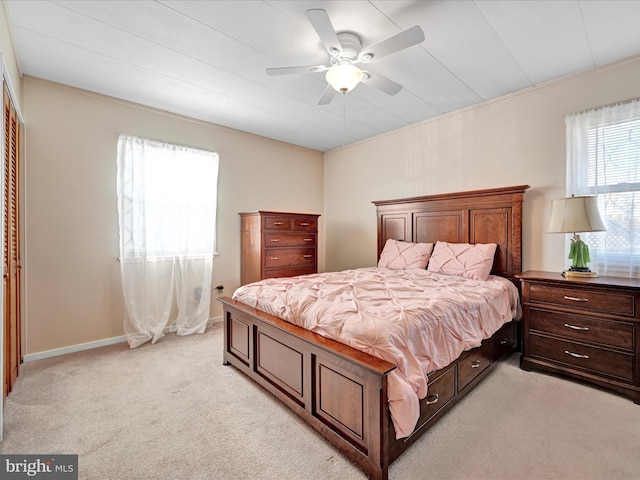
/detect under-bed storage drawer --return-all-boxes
[415,367,455,430]
[492,321,517,361]
[458,340,492,391]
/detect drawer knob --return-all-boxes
[425,393,439,405]
[564,323,590,332]
[563,295,589,302]
[565,350,590,359]
[471,360,481,368]
[500,338,510,345]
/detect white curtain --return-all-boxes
[566,99,640,277]
[117,134,219,348]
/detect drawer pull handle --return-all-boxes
[500,338,510,345]
[300,222,310,226]
[471,360,481,368]
[303,255,313,258]
[565,350,589,359]
[425,394,439,405]
[270,257,279,260]
[273,222,285,225]
[304,238,313,242]
[270,239,281,242]
[564,323,590,331]
[563,295,589,302]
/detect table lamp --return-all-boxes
[547,195,606,277]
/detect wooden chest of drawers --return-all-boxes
[240,211,320,286]
[518,271,640,404]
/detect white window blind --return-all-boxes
[566,99,640,277]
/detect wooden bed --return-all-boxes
[218,185,529,479]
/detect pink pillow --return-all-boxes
[427,241,497,281]
[378,239,434,270]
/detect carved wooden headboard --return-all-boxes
[373,185,529,283]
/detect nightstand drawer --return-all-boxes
[530,334,634,382]
[529,284,635,317]
[529,308,634,350]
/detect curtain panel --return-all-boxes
[117,134,219,347]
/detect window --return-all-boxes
[566,99,640,277]
[117,134,219,259]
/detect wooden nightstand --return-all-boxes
[517,270,640,404]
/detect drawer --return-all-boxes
[264,248,316,268]
[529,308,634,350]
[265,232,316,247]
[530,334,634,382]
[263,266,316,279]
[415,367,455,429]
[492,321,517,361]
[292,217,317,230]
[458,340,492,391]
[264,217,292,230]
[528,284,635,317]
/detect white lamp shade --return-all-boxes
[325,64,363,93]
[547,195,606,233]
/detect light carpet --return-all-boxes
[1,323,639,479]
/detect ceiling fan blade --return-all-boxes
[361,72,403,96]
[306,9,342,55]
[266,65,327,76]
[361,26,425,60]
[317,84,337,105]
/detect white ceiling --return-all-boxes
[6,0,640,152]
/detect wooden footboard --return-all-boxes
[220,296,396,479]
[219,296,517,479]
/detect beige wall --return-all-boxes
[323,55,640,274]
[23,77,323,355]
[17,48,640,356]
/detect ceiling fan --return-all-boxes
[266,9,425,105]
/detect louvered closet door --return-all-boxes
[3,82,21,397]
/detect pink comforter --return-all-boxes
[232,267,521,438]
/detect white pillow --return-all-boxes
[427,241,497,281]
[378,239,434,270]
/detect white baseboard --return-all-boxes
[23,316,223,362]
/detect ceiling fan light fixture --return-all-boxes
[325,63,363,93]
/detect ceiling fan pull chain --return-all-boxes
[343,94,347,148]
